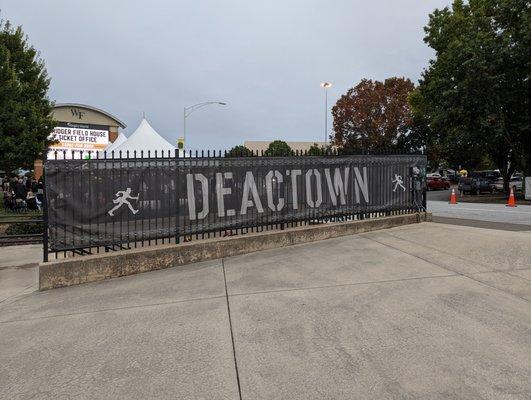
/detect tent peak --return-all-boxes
[112,117,176,157]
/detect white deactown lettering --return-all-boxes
[325,167,349,206]
[353,167,369,203]
[240,171,264,215]
[288,169,302,209]
[266,170,284,211]
[305,169,323,208]
[216,172,235,217]
[186,167,371,220]
[187,173,209,220]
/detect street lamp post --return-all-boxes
[320,82,332,144]
[183,101,226,149]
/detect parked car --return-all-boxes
[509,176,523,192]
[493,177,505,192]
[458,177,476,194]
[446,173,461,184]
[427,175,450,190]
[476,170,501,183]
[492,175,523,193]
[458,174,494,195]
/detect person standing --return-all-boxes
[14,177,27,200]
[36,177,44,203]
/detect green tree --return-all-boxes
[226,145,254,157]
[307,143,325,156]
[264,140,293,156]
[409,88,486,171]
[414,0,530,191]
[0,17,55,173]
[332,77,415,152]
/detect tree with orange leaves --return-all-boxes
[331,77,415,152]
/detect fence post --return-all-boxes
[175,148,180,244]
[42,151,49,262]
[422,183,427,210]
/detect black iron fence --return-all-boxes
[43,149,427,261]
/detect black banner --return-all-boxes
[45,154,426,251]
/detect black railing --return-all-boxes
[0,217,43,246]
[43,149,427,261]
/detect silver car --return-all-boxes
[493,178,504,192]
[510,176,523,192]
[494,176,523,192]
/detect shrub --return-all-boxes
[264,140,293,156]
[226,145,254,157]
[5,221,43,235]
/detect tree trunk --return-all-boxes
[495,158,515,194]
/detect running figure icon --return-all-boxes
[392,174,406,192]
[108,188,140,216]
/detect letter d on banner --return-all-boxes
[187,173,209,220]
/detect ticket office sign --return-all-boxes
[48,122,109,159]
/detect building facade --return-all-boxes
[35,103,126,178]
[49,103,126,155]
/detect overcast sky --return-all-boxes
[3,0,451,150]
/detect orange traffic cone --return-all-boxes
[506,187,517,207]
[449,188,458,205]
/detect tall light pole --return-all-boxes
[183,101,226,149]
[320,82,332,144]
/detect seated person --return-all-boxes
[26,190,39,211]
[3,190,15,211]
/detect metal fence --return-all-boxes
[0,217,43,246]
[43,149,427,261]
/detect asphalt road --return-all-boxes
[425,186,531,231]
[1,222,530,399]
[426,187,453,202]
[428,200,531,231]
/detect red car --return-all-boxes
[427,175,450,190]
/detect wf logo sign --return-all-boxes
[70,108,86,120]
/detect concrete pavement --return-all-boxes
[1,222,530,399]
[0,244,42,270]
[0,244,41,304]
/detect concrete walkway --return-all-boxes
[0,244,41,304]
[1,223,530,399]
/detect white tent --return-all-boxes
[95,132,128,158]
[104,132,127,153]
[112,118,176,157]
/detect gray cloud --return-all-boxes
[3,0,451,149]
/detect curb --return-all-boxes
[40,212,432,290]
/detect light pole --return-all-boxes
[320,82,332,144]
[183,101,226,149]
